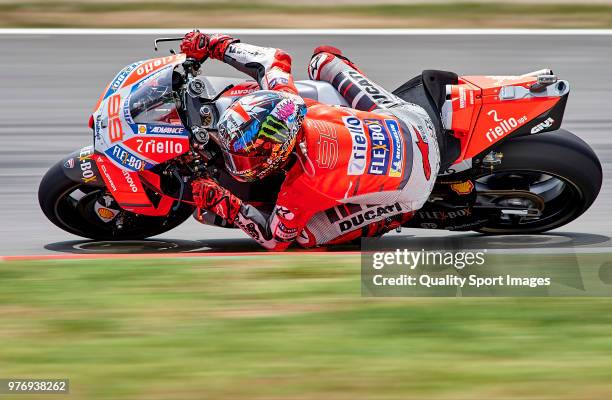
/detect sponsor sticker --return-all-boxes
[105,145,148,171]
[133,124,186,136]
[418,207,472,221]
[459,87,466,109]
[124,136,186,157]
[94,114,103,142]
[134,56,179,79]
[122,94,134,124]
[94,203,119,223]
[450,181,474,195]
[149,125,186,135]
[346,70,400,108]
[64,158,75,169]
[485,110,528,142]
[78,147,97,183]
[308,53,327,80]
[275,206,295,221]
[96,155,118,192]
[268,76,289,89]
[531,117,555,134]
[364,119,390,176]
[339,203,403,232]
[385,119,404,178]
[343,116,367,175]
[104,61,143,98]
[225,87,257,97]
[274,221,298,241]
[121,169,140,193]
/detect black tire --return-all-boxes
[39,160,194,240]
[475,129,602,234]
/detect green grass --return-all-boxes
[3,1,612,28]
[2,254,612,399]
[2,1,611,15]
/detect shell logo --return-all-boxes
[97,207,115,219]
[450,181,474,195]
[138,125,147,134]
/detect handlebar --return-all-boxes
[153,35,203,80]
[154,37,184,51]
[154,36,204,76]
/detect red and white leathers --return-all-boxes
[202,38,440,250]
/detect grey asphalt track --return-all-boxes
[0,33,611,255]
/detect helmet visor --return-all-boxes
[221,150,271,182]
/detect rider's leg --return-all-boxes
[297,211,415,248]
[296,119,440,248]
[305,48,441,247]
[308,48,402,112]
[309,47,441,205]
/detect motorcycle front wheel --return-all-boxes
[38,160,194,240]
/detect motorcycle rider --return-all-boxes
[180,31,440,250]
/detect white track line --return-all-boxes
[1,29,612,35]
[486,247,612,255]
[1,248,611,261]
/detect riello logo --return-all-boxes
[485,111,528,143]
[136,138,184,154]
[136,56,178,77]
[343,116,367,175]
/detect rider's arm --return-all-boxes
[192,178,306,251]
[210,39,298,94]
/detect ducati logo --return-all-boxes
[339,203,403,232]
[64,158,75,169]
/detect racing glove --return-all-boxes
[180,30,238,61]
[192,178,242,224]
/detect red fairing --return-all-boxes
[94,154,174,217]
[448,75,562,160]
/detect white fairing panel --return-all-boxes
[201,77,348,116]
[294,80,349,106]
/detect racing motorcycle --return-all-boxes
[38,37,602,241]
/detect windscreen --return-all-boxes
[128,67,181,125]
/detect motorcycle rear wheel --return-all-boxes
[39,160,194,240]
[474,129,602,234]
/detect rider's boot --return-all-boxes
[308,45,365,81]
